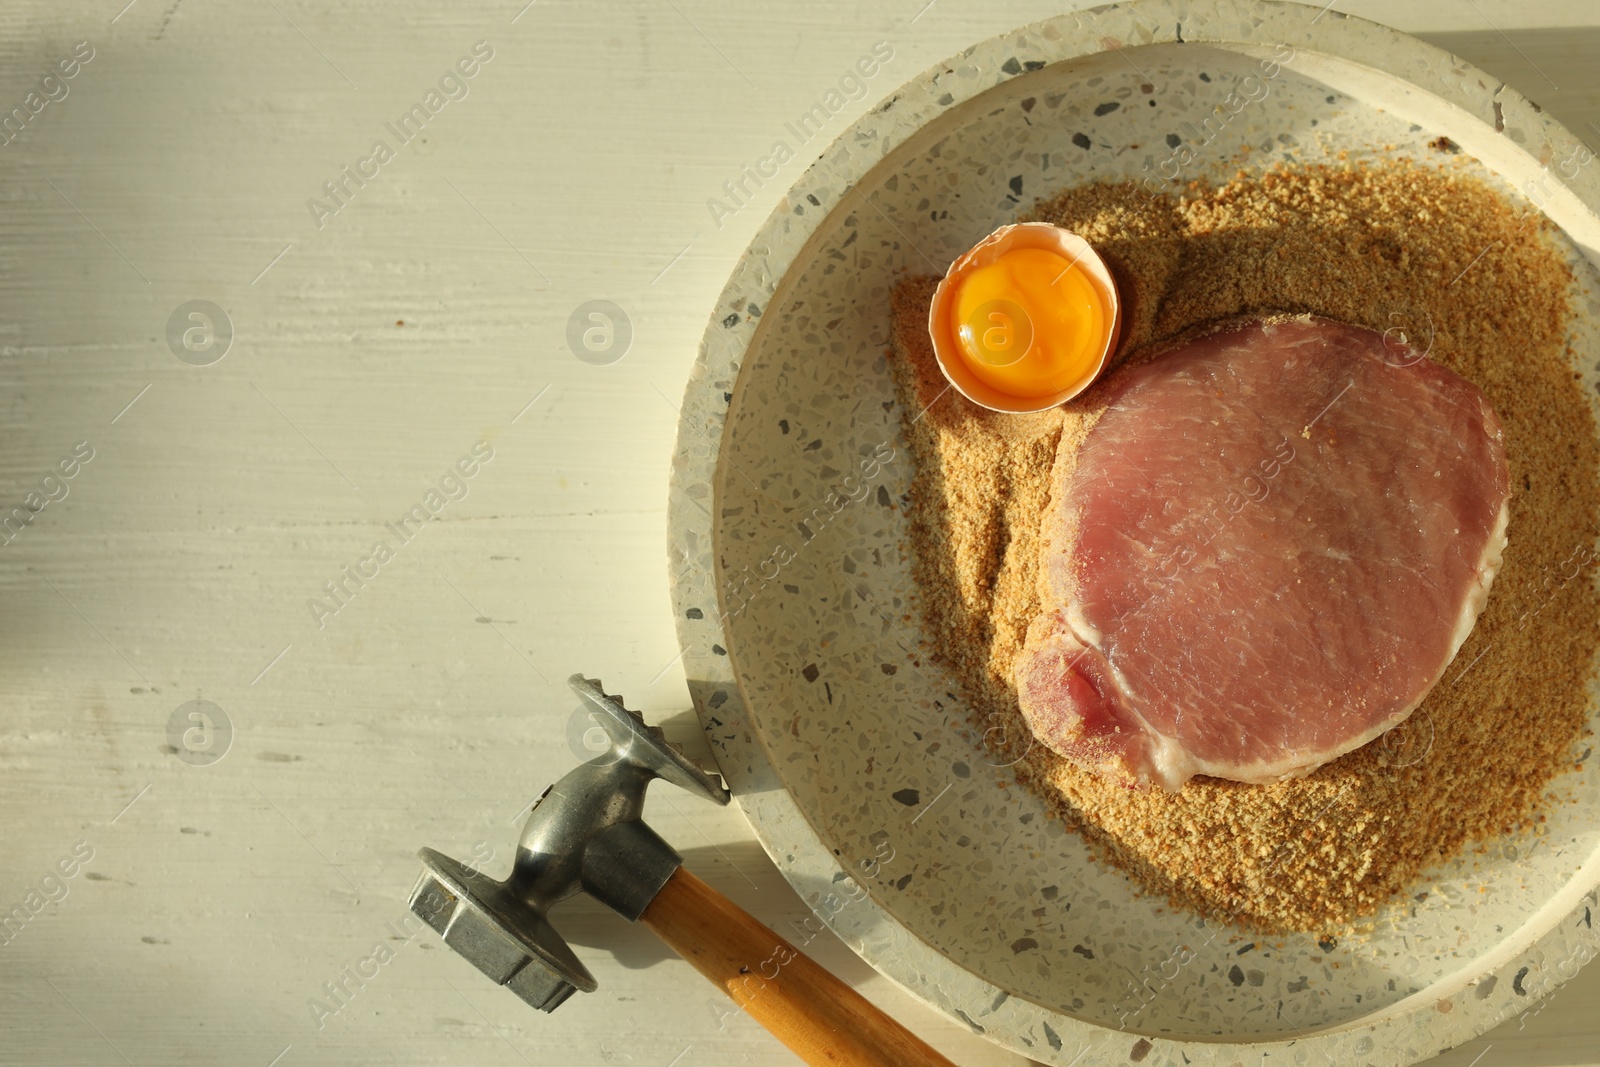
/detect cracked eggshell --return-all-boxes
[927,221,1122,414]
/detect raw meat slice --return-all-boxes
[1014,315,1510,792]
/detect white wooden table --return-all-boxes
[0,2,1595,1064]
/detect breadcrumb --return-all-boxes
[886,160,1600,933]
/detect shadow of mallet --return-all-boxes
[410,674,953,1067]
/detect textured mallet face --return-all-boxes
[410,873,459,940]
[409,869,575,1009]
[506,960,581,1013]
[417,879,534,984]
[406,678,722,1017]
[408,853,597,1011]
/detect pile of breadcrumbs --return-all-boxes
[887,158,1599,933]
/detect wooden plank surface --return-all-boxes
[0,2,1595,1065]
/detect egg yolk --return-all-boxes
[949,247,1109,398]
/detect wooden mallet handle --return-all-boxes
[640,867,956,1067]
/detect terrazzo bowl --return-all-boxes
[667,2,1600,1063]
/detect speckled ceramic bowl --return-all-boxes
[667,2,1600,1063]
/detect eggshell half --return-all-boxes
[927,222,1122,414]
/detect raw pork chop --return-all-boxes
[1014,316,1510,792]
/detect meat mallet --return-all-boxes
[408,673,954,1067]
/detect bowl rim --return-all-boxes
[667,1,1600,1062]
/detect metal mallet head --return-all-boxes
[409,674,728,1012]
